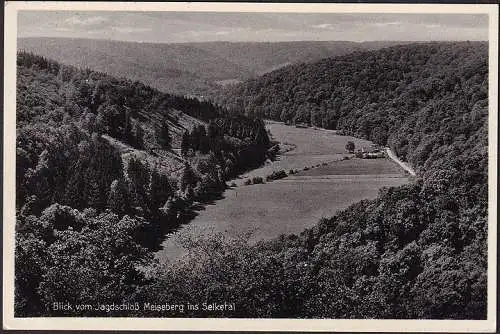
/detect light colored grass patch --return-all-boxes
[157,122,410,263]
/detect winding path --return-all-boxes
[385,148,416,176]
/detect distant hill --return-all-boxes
[18,37,403,96]
[188,40,399,74]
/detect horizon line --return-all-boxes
[17,36,489,44]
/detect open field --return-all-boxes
[295,157,403,176]
[266,121,373,155]
[233,121,378,185]
[157,122,409,262]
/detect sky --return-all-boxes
[17,11,489,43]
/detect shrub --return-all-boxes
[244,179,252,186]
[345,141,355,153]
[251,177,264,184]
[266,170,288,181]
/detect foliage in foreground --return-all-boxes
[139,179,486,319]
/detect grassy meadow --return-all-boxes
[157,122,409,262]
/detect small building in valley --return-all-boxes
[359,145,385,159]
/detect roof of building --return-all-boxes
[361,146,380,153]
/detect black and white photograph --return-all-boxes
[3,1,498,332]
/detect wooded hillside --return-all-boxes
[216,42,488,171]
[15,52,271,316]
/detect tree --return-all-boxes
[148,169,173,216]
[107,178,130,214]
[15,231,48,316]
[184,184,194,200]
[345,141,355,153]
[179,162,197,193]
[157,121,171,149]
[39,212,150,316]
[190,126,201,152]
[199,125,209,154]
[181,131,190,157]
[85,169,106,210]
[133,122,145,149]
[159,196,175,218]
[127,158,149,211]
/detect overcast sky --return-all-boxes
[18,11,488,43]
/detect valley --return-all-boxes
[14,38,490,319]
[157,121,409,262]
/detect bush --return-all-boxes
[230,182,237,187]
[244,179,252,186]
[289,169,295,175]
[345,141,355,153]
[251,177,264,184]
[266,170,288,181]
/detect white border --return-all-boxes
[3,2,498,332]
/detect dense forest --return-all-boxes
[15,40,489,319]
[216,42,487,167]
[15,52,270,316]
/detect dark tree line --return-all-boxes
[180,117,270,173]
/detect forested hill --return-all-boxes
[15,42,490,319]
[216,41,488,170]
[136,41,489,319]
[16,51,270,214]
[15,52,271,316]
[18,37,403,96]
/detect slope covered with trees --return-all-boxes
[15,52,270,316]
[216,42,487,170]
